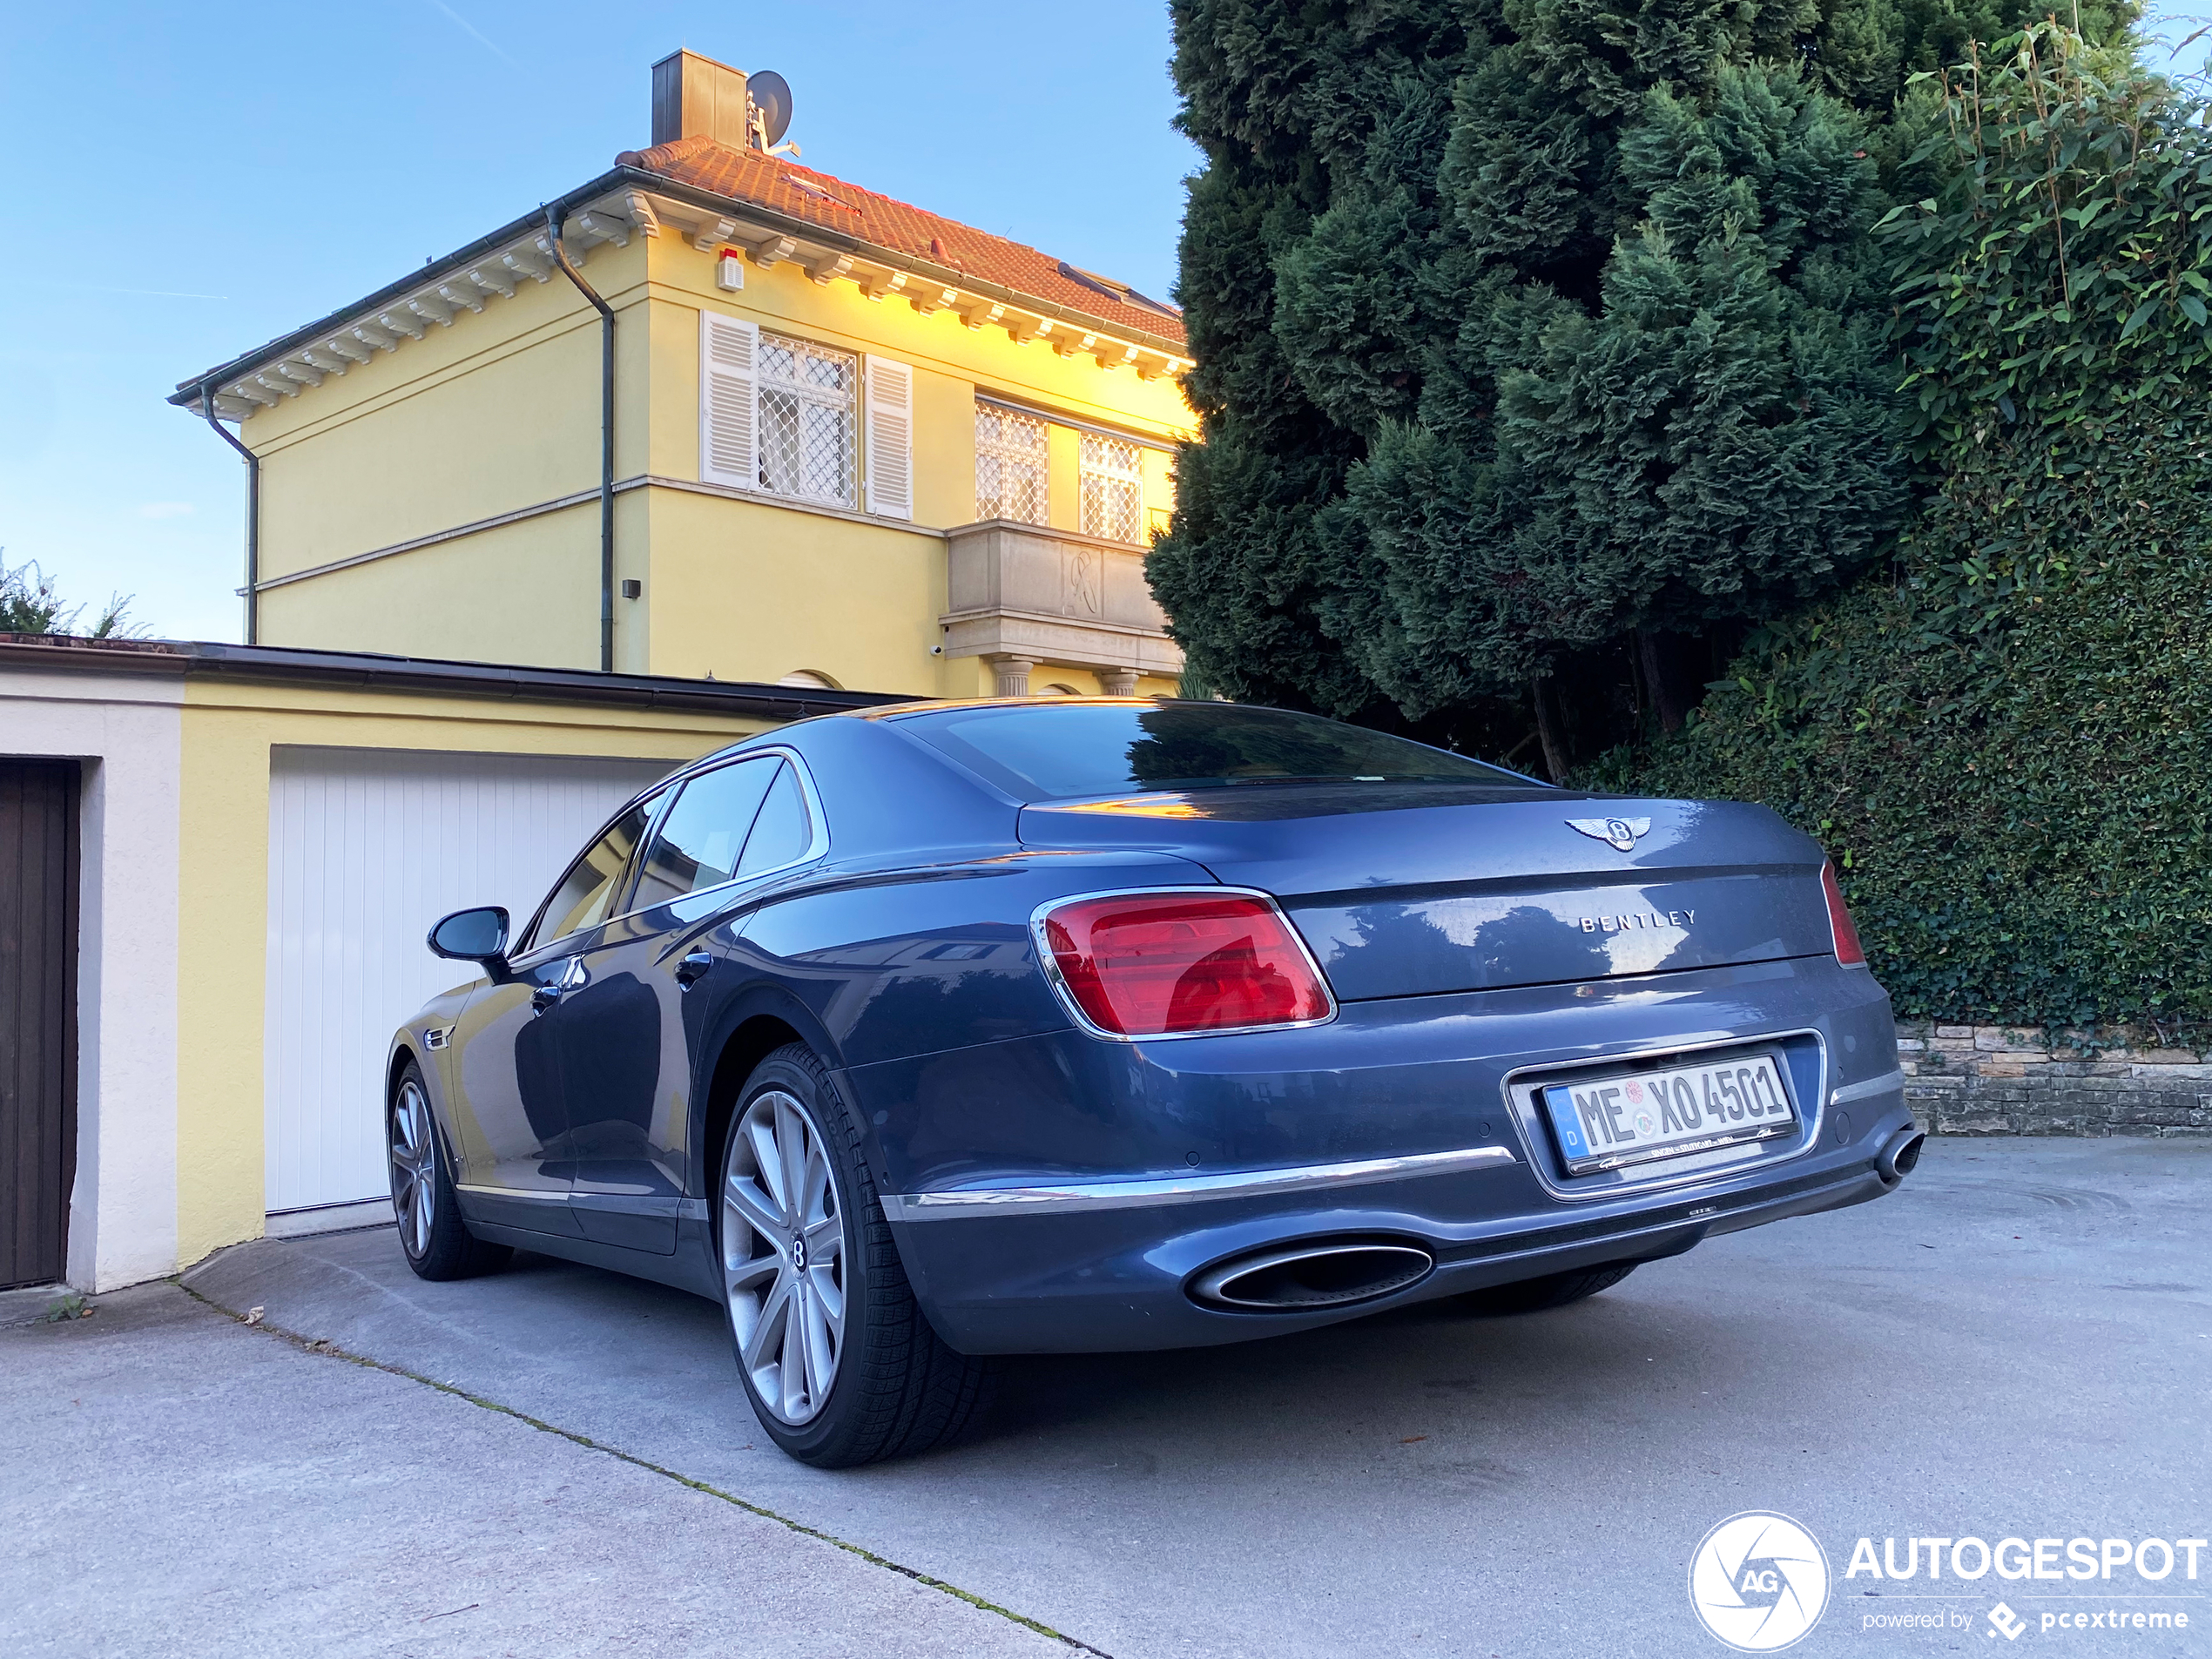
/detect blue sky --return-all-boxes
[0,2,1195,641]
[1,4,2202,644]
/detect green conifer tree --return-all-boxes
[1149,0,2133,770]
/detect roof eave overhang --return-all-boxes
[170,162,1187,416]
[166,168,633,410]
[615,165,1190,358]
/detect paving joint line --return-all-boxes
[175,1278,1111,1656]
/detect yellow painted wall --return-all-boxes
[638,486,941,695]
[1044,425,1083,535]
[258,497,611,670]
[934,658,1182,699]
[169,674,774,1265]
[247,240,646,580]
[1142,447,1178,543]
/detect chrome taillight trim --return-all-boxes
[1821,861,1869,968]
[1027,884,1339,1044]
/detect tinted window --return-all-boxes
[631,758,780,909]
[737,763,813,874]
[525,792,664,951]
[901,702,1517,802]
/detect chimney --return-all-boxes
[651,50,750,149]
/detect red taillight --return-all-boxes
[1037,891,1332,1038]
[1821,862,1866,967]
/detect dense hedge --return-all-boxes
[1594,32,2212,1030]
[1586,534,2212,1030]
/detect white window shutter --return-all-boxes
[699,311,759,489]
[863,354,914,520]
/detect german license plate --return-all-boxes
[1541,1054,1797,1175]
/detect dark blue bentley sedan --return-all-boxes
[388,698,1919,1466]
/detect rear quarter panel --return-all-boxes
[726,851,1209,1069]
[713,849,1212,1188]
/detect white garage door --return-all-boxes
[264,745,679,1219]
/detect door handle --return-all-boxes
[676,949,714,989]
[532,956,589,1013]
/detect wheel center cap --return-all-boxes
[790,1235,806,1271]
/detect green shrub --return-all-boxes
[1,554,138,638]
[1588,543,2212,1029]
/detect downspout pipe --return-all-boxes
[199,384,260,644]
[546,206,616,673]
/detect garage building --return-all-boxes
[0,634,894,1293]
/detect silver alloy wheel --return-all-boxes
[389,1080,436,1259]
[722,1088,847,1425]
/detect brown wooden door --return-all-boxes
[1,760,78,1290]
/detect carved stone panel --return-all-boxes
[1062,546,1103,618]
[941,520,1183,679]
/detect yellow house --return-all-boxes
[168,50,1195,700]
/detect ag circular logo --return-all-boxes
[1688,1511,1830,1651]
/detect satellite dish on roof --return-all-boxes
[747,71,793,149]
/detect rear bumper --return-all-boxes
[856,957,1912,1354]
[889,1141,1898,1354]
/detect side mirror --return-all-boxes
[428,906,509,966]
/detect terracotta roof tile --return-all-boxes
[617,136,1184,347]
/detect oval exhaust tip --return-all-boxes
[1878,1127,1926,1184]
[1190,1240,1434,1312]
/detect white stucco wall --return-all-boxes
[2,662,184,1292]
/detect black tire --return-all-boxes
[1452,1261,1638,1316]
[718,1044,995,1468]
[388,1059,510,1282]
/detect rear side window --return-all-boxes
[631,758,781,909]
[899,701,1517,802]
[737,763,813,874]
[525,790,664,951]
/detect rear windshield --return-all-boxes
[899,701,1521,802]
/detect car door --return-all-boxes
[444,787,665,1237]
[550,754,818,1252]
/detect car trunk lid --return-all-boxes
[1017,783,1831,1000]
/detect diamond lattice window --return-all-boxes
[759,333,858,508]
[974,402,1049,525]
[1079,433,1143,544]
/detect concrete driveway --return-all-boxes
[7,1137,2209,1657]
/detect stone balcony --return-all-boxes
[940,520,1184,696]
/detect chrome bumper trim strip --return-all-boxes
[880,1144,1519,1222]
[1830,1068,1906,1106]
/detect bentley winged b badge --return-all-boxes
[1568,816,1651,853]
